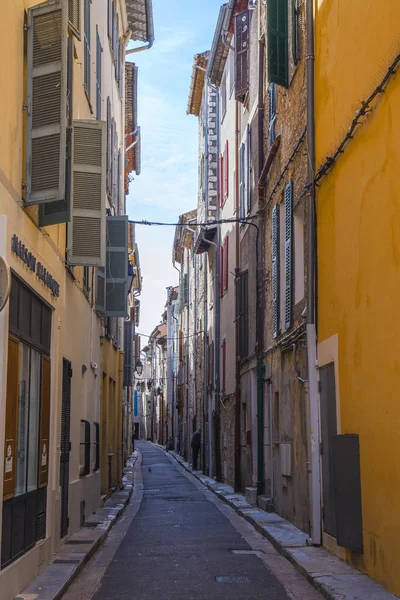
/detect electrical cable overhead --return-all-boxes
[128,215,257,227]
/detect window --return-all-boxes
[294,204,305,303]
[229,48,235,97]
[219,244,224,298]
[236,271,249,359]
[221,71,227,119]
[80,420,91,476]
[93,422,100,471]
[284,181,293,330]
[84,0,91,97]
[292,0,299,64]
[183,273,189,305]
[221,339,227,395]
[223,236,229,293]
[96,28,102,119]
[83,266,90,297]
[218,154,224,208]
[267,0,289,88]
[239,143,245,220]
[272,203,280,338]
[223,141,229,200]
[245,125,251,213]
[234,9,250,102]
[268,84,277,146]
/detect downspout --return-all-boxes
[207,78,221,482]
[306,0,321,546]
[256,34,266,497]
[234,98,241,492]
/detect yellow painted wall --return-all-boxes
[315,0,400,593]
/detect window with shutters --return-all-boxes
[236,271,249,359]
[93,423,100,471]
[105,216,129,317]
[223,236,229,293]
[268,83,277,147]
[26,2,67,206]
[229,49,235,97]
[106,97,112,197]
[224,141,229,200]
[83,266,90,298]
[219,244,224,298]
[96,267,106,314]
[218,154,224,208]
[239,144,245,220]
[234,9,250,102]
[96,28,102,119]
[245,125,251,213]
[284,181,293,330]
[220,71,227,120]
[67,120,106,267]
[183,273,189,306]
[221,339,227,395]
[68,0,81,38]
[80,420,91,476]
[291,0,299,64]
[83,0,91,98]
[272,203,280,338]
[267,0,289,88]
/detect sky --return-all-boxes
[126,0,221,345]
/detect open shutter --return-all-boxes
[105,215,128,317]
[268,0,289,88]
[246,125,251,213]
[218,154,224,208]
[123,321,134,388]
[268,83,277,146]
[224,141,229,199]
[95,267,106,314]
[224,236,229,291]
[284,182,293,329]
[219,245,224,298]
[272,203,280,338]
[67,120,106,267]
[292,0,299,64]
[68,0,81,38]
[26,2,67,205]
[3,338,19,500]
[39,356,51,488]
[239,144,245,220]
[106,98,112,197]
[234,10,250,102]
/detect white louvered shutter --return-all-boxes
[68,0,81,37]
[67,120,106,266]
[26,2,67,205]
[272,203,280,338]
[105,216,128,317]
[284,181,293,330]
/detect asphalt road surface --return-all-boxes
[66,441,323,600]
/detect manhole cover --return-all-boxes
[216,576,251,583]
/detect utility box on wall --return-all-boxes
[280,443,292,477]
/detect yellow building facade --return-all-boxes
[315,0,400,593]
[0,0,148,597]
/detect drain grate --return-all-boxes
[65,540,94,545]
[54,559,80,565]
[216,576,251,583]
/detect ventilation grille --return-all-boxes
[74,126,102,166]
[42,198,68,216]
[73,172,102,210]
[107,252,126,279]
[68,0,81,34]
[72,216,101,258]
[33,72,61,128]
[33,10,62,67]
[32,135,60,192]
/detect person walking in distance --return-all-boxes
[191,428,201,470]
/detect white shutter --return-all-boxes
[284,182,293,330]
[26,1,67,205]
[67,120,106,266]
[105,216,128,317]
[272,203,280,338]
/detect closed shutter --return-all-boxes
[179,331,183,363]
[224,236,229,291]
[123,320,134,388]
[67,120,106,267]
[38,356,51,488]
[239,144,245,220]
[246,124,251,213]
[268,83,277,146]
[68,0,80,38]
[3,338,19,500]
[272,203,280,338]
[183,273,189,305]
[218,154,224,208]
[284,181,293,330]
[95,267,106,314]
[268,0,289,88]
[26,2,67,205]
[219,245,224,298]
[106,97,112,197]
[292,0,299,64]
[105,216,128,317]
[224,141,229,199]
[234,10,250,102]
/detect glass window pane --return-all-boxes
[27,350,41,492]
[15,344,30,496]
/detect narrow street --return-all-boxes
[63,442,322,600]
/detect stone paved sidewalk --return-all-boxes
[14,452,139,600]
[166,448,398,600]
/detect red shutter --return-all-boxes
[224,141,229,199]
[219,246,224,298]
[222,339,226,395]
[224,236,229,291]
[218,154,224,208]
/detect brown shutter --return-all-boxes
[224,236,229,292]
[3,338,19,500]
[234,9,250,102]
[39,356,51,488]
[224,141,229,199]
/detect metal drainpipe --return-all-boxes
[207,78,221,482]
[306,0,321,546]
[234,98,241,493]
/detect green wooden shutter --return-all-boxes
[272,203,280,338]
[67,120,106,266]
[26,2,67,205]
[234,10,250,102]
[267,0,289,88]
[105,216,128,317]
[284,181,293,330]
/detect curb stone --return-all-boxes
[14,451,141,600]
[164,446,398,600]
